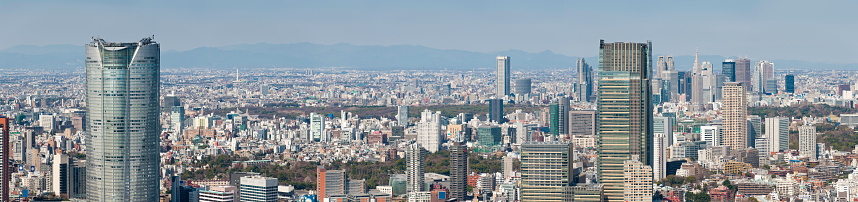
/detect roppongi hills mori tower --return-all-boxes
[85,37,160,201]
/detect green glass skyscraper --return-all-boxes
[85,37,160,201]
[596,40,653,201]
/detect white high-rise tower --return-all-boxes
[497,56,511,97]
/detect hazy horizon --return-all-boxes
[2,0,858,64]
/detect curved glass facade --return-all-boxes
[85,38,160,201]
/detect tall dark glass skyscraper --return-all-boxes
[785,74,795,93]
[85,37,160,201]
[489,98,504,123]
[722,60,736,82]
[577,58,594,102]
[449,142,468,200]
[596,40,652,201]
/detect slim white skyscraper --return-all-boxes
[765,117,789,152]
[310,113,326,142]
[397,105,409,126]
[653,133,667,182]
[497,56,511,97]
[85,37,160,201]
[799,126,817,161]
[406,143,426,194]
[417,109,442,153]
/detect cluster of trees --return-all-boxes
[181,149,512,190]
[658,175,696,187]
[684,191,711,202]
[816,124,858,151]
[748,104,857,119]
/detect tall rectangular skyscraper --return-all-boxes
[596,40,652,201]
[520,142,574,202]
[784,75,795,93]
[489,98,504,124]
[734,58,752,86]
[799,126,817,161]
[723,82,747,151]
[577,58,594,102]
[397,105,409,126]
[765,117,790,153]
[722,60,736,82]
[85,37,160,201]
[497,56,511,97]
[449,142,468,200]
[406,143,426,194]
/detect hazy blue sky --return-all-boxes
[1,1,856,63]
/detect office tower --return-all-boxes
[722,60,736,82]
[747,115,762,148]
[71,159,86,199]
[799,126,817,161]
[397,106,409,126]
[417,109,442,153]
[752,61,773,93]
[162,95,181,112]
[477,126,502,147]
[40,115,56,132]
[691,49,704,105]
[172,176,194,202]
[653,116,674,145]
[310,113,326,142]
[623,160,653,202]
[489,98,505,124]
[239,176,278,202]
[548,98,569,138]
[199,185,238,202]
[701,125,722,147]
[172,106,185,138]
[723,82,748,151]
[663,70,679,97]
[406,143,426,194]
[653,133,667,182]
[838,84,851,96]
[520,142,574,202]
[596,40,652,201]
[764,79,776,95]
[449,142,468,200]
[656,56,666,79]
[497,56,511,96]
[784,75,795,93]
[734,58,752,86]
[52,153,70,196]
[577,58,594,102]
[714,74,727,101]
[515,78,532,96]
[317,167,345,199]
[765,117,790,152]
[569,110,596,137]
[85,37,159,201]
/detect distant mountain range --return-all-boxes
[1,43,855,70]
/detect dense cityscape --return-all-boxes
[0,36,857,202]
[4,2,858,202]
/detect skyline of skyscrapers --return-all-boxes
[595,40,653,202]
[85,37,160,201]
